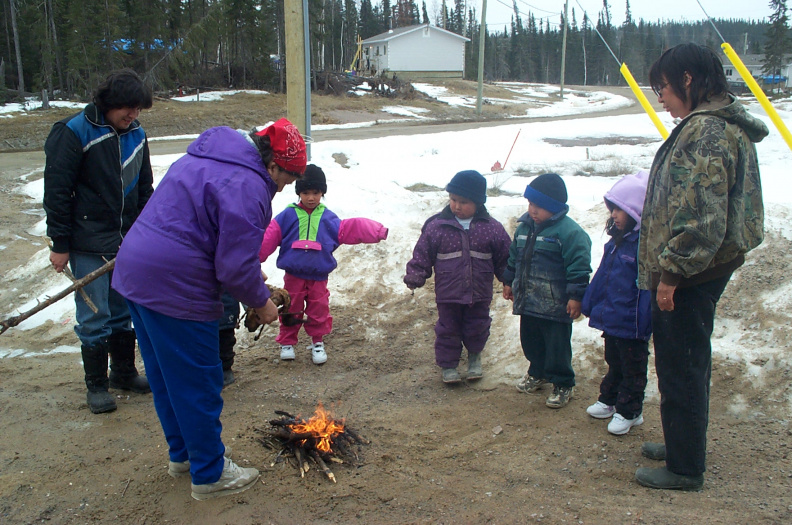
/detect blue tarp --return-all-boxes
[761,75,787,84]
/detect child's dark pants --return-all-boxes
[434,301,491,368]
[598,335,649,419]
[519,314,574,387]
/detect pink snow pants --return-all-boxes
[275,273,333,345]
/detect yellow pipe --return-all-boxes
[721,42,792,152]
[620,63,669,140]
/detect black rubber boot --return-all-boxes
[219,328,236,387]
[108,331,151,394]
[81,343,117,414]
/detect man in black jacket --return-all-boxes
[43,69,154,414]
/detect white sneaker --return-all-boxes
[311,342,327,365]
[168,445,232,478]
[191,457,259,500]
[279,345,296,360]
[586,401,616,419]
[608,413,644,435]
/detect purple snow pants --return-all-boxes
[434,301,492,368]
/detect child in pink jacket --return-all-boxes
[259,165,388,364]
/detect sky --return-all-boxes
[480,0,775,29]
[2,84,791,403]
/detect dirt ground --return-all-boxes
[1,83,791,524]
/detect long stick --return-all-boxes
[501,129,521,170]
[574,0,668,139]
[693,2,792,151]
[0,258,115,335]
[62,267,99,314]
[45,239,98,313]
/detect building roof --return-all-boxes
[361,24,470,45]
[722,53,792,67]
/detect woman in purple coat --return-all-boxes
[112,119,306,500]
[404,170,512,384]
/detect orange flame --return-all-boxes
[289,402,345,453]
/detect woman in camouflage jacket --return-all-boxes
[634,43,769,492]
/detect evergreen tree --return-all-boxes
[763,0,791,93]
[360,0,379,38]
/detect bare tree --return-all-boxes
[8,0,25,94]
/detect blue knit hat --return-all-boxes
[446,170,487,205]
[523,173,567,214]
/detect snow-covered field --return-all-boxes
[3,83,791,410]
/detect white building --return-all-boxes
[722,53,792,91]
[360,24,470,80]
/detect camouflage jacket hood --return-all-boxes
[638,95,768,289]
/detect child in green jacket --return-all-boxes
[502,173,592,409]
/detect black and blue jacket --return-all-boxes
[43,103,153,256]
[503,208,592,323]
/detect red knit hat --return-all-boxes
[255,118,307,174]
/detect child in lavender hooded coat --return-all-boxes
[404,170,512,384]
[582,170,652,436]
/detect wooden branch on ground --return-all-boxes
[0,258,115,335]
[309,450,336,483]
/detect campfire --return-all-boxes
[258,403,368,483]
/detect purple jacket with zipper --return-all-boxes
[582,170,652,340]
[112,126,274,321]
[404,205,512,304]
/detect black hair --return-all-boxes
[250,132,274,165]
[604,199,637,246]
[93,69,153,114]
[250,131,304,179]
[649,43,730,112]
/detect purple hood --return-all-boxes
[604,170,649,230]
[113,126,277,321]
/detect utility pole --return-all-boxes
[560,0,569,100]
[476,0,487,115]
[284,0,309,143]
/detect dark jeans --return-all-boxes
[434,301,491,368]
[519,315,574,388]
[598,335,649,420]
[652,274,731,477]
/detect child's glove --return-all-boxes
[243,284,291,332]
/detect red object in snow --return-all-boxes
[491,161,503,172]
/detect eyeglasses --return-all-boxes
[652,82,669,96]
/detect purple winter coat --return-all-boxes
[112,126,275,321]
[404,206,512,304]
[582,170,652,340]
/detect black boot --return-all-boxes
[108,331,151,394]
[219,328,236,387]
[81,343,117,414]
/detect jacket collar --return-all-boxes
[83,102,141,135]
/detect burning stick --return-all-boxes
[259,403,367,482]
[309,450,336,483]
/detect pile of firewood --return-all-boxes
[258,406,368,483]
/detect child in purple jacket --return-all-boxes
[404,170,512,384]
[259,165,388,365]
[582,170,652,435]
